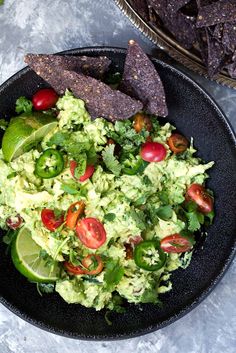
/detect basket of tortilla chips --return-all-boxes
[115,0,236,89]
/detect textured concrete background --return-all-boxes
[0,0,235,352]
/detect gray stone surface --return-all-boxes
[0,0,235,352]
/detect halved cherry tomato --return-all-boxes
[64,261,84,275]
[167,133,189,154]
[70,160,95,182]
[140,141,166,162]
[76,218,106,249]
[133,113,152,133]
[186,184,213,214]
[32,88,58,111]
[41,209,64,231]
[6,215,23,230]
[160,234,193,253]
[66,201,85,230]
[82,254,104,275]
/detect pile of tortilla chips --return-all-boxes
[129,0,236,78]
[25,40,168,121]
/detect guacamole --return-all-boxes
[0,91,214,311]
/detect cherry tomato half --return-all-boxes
[6,215,23,230]
[167,133,189,154]
[76,218,106,249]
[160,234,193,253]
[70,160,95,182]
[133,113,152,133]
[186,184,213,214]
[140,142,167,162]
[82,254,104,275]
[41,209,64,231]
[66,201,85,230]
[32,88,59,111]
[64,261,84,275]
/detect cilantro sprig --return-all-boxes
[102,144,121,176]
[15,96,33,114]
[47,131,97,169]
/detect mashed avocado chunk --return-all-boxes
[0,91,214,311]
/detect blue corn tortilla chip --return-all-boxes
[196,28,209,65]
[24,55,143,121]
[206,28,226,77]
[60,69,143,121]
[213,23,224,42]
[25,53,111,82]
[148,0,196,49]
[196,0,236,28]
[196,0,216,7]
[222,22,236,53]
[119,40,168,117]
[167,0,191,13]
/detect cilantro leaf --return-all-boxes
[205,210,215,224]
[104,213,116,222]
[129,209,146,231]
[73,156,87,179]
[61,183,79,195]
[15,96,33,114]
[0,0,4,6]
[36,283,55,296]
[104,260,124,288]
[140,288,160,304]
[7,172,17,179]
[47,131,69,146]
[107,294,126,317]
[0,118,9,131]
[158,190,169,204]
[102,144,121,176]
[107,119,148,156]
[47,131,97,165]
[185,201,198,212]
[186,211,201,232]
[156,205,173,221]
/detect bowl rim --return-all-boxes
[0,46,235,340]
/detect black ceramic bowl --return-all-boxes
[0,47,235,340]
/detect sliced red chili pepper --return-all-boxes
[82,254,104,275]
[41,209,64,231]
[64,261,84,275]
[66,201,85,230]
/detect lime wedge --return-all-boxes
[11,227,60,283]
[2,112,57,162]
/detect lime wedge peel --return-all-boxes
[11,227,60,283]
[2,113,57,162]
